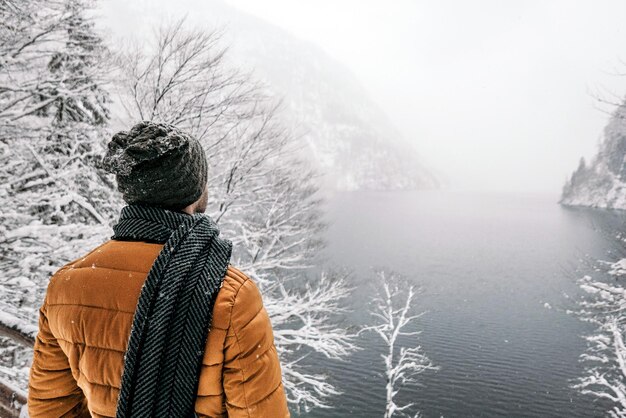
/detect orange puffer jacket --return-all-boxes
[27,239,290,417]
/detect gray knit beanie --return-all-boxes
[101,121,208,211]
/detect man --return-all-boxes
[27,121,290,417]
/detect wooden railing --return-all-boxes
[0,319,35,417]
[0,321,36,347]
[0,379,27,418]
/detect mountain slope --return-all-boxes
[561,101,626,209]
[207,1,439,191]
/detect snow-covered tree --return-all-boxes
[574,248,626,417]
[0,0,117,395]
[359,268,438,418]
[0,9,359,414]
[560,101,626,209]
[111,18,359,413]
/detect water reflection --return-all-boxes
[300,191,624,417]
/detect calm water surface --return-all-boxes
[300,190,623,418]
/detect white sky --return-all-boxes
[100,1,626,193]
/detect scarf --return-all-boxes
[111,204,233,417]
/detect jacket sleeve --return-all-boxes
[222,278,290,417]
[28,295,90,417]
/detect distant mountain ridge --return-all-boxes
[209,1,439,191]
[561,101,626,209]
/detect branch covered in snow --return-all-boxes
[0,313,36,348]
[0,0,119,390]
[360,268,438,418]
[573,253,626,417]
[2,9,358,415]
[263,270,359,411]
[113,19,357,413]
[0,378,27,418]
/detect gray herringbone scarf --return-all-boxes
[111,204,232,418]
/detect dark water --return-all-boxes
[301,190,624,418]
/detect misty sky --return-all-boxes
[100,1,626,193]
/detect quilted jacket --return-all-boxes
[27,239,290,417]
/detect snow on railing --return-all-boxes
[0,312,34,416]
[0,378,27,418]
[0,312,36,347]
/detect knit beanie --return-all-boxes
[101,121,208,211]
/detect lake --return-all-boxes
[301,190,623,418]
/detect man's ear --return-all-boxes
[181,200,197,215]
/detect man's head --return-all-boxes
[101,121,208,214]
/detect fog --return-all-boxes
[4,2,626,416]
[100,0,626,193]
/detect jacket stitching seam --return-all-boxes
[230,277,251,416]
[64,265,151,275]
[56,337,126,354]
[238,304,264,331]
[78,371,121,390]
[238,344,276,372]
[196,392,225,398]
[46,303,135,314]
[245,380,284,408]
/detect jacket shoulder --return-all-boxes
[44,241,112,302]
[52,241,110,277]
[45,240,162,303]
[223,265,250,289]
[211,265,261,331]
